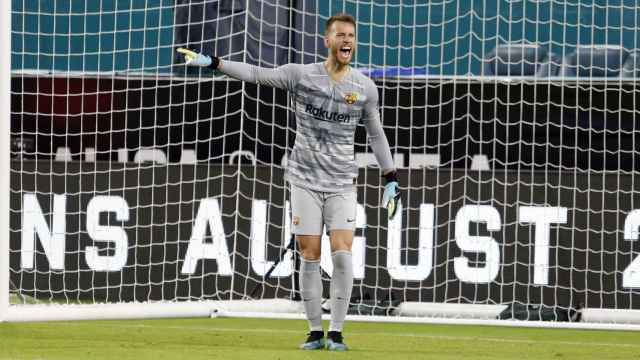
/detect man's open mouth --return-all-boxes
[340,47,352,56]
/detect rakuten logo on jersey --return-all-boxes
[305,104,351,123]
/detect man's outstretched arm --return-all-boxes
[176,48,299,91]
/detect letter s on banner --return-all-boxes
[85,196,130,272]
[454,205,501,284]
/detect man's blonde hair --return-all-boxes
[325,13,356,34]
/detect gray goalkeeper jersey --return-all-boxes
[220,61,394,192]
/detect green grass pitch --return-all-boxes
[1,317,639,359]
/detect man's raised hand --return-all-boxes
[176,48,216,68]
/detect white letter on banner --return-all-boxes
[21,193,66,270]
[519,206,568,285]
[623,210,640,287]
[250,200,292,277]
[181,198,232,275]
[386,203,434,281]
[85,196,130,271]
[321,204,366,279]
[454,205,501,283]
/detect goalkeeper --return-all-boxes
[177,13,400,352]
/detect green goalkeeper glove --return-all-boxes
[176,48,220,69]
[381,171,401,219]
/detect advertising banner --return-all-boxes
[11,162,640,309]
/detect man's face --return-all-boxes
[325,21,356,66]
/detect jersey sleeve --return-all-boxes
[362,79,395,173]
[218,60,302,91]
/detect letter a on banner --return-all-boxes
[181,198,232,275]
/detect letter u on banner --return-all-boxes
[250,200,292,277]
[386,203,434,281]
[454,205,501,284]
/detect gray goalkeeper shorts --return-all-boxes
[290,183,357,235]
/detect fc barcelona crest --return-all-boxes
[344,92,359,105]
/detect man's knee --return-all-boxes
[330,230,354,253]
[297,235,321,260]
[301,249,321,261]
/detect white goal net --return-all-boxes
[4,0,640,329]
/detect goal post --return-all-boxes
[6,0,640,330]
[0,0,11,322]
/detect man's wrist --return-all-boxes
[383,170,398,184]
[208,56,220,70]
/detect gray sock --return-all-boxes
[300,258,323,332]
[329,251,353,332]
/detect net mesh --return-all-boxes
[7,0,640,323]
